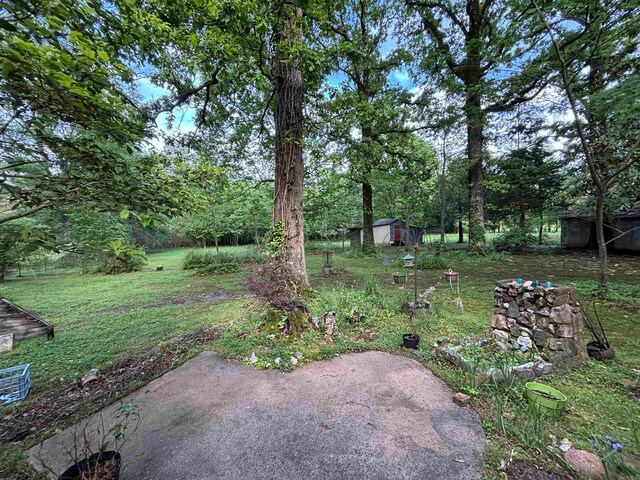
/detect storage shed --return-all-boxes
[613,208,640,253]
[349,219,426,248]
[560,208,640,253]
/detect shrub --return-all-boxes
[425,240,447,255]
[183,250,216,270]
[245,261,306,310]
[245,261,311,336]
[96,240,146,274]
[196,262,240,275]
[493,227,538,253]
[416,255,449,270]
[183,249,263,270]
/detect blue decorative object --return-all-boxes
[533,280,540,287]
[383,255,389,267]
[0,364,30,405]
[516,278,524,285]
[516,335,532,352]
[545,281,552,288]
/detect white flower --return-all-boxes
[274,357,281,365]
[250,352,257,365]
[290,356,298,365]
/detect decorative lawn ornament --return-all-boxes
[383,255,389,270]
[403,254,415,268]
[321,250,333,275]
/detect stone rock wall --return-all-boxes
[491,279,588,371]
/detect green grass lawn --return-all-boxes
[1,243,638,478]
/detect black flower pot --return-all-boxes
[59,451,121,480]
[402,333,420,349]
[587,341,615,360]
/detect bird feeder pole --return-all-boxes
[413,243,419,304]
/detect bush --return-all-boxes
[416,255,449,270]
[183,250,216,270]
[245,261,311,337]
[96,240,146,274]
[196,262,240,275]
[425,240,447,255]
[183,249,263,270]
[493,227,538,253]
[245,261,306,311]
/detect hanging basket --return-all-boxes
[392,272,407,285]
[444,271,459,282]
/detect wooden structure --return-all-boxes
[613,208,640,253]
[0,298,54,340]
[350,219,426,248]
[560,207,640,253]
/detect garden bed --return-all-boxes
[433,334,554,383]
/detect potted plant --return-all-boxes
[402,332,420,349]
[525,382,567,418]
[444,269,459,282]
[43,403,140,480]
[392,272,407,286]
[584,305,615,360]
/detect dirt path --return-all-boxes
[28,351,485,480]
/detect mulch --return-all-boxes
[506,460,574,480]
[0,325,221,448]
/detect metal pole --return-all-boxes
[413,244,418,304]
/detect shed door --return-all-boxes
[393,225,401,242]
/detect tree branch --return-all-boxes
[407,1,468,37]
[406,1,464,80]
[0,203,52,225]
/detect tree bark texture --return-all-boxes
[439,132,448,242]
[272,3,308,285]
[465,76,486,251]
[361,126,375,254]
[362,179,375,253]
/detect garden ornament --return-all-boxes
[516,333,533,352]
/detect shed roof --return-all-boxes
[617,207,640,218]
[373,218,399,226]
[351,219,426,230]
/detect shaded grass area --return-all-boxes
[0,248,251,395]
[1,244,639,478]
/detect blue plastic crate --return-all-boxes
[0,364,30,405]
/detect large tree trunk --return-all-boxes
[519,206,526,229]
[439,132,448,242]
[539,211,544,244]
[362,179,375,253]
[465,3,486,253]
[466,91,486,252]
[361,127,375,254]
[273,3,308,286]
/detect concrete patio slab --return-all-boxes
[28,351,485,479]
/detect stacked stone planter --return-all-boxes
[492,279,588,371]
